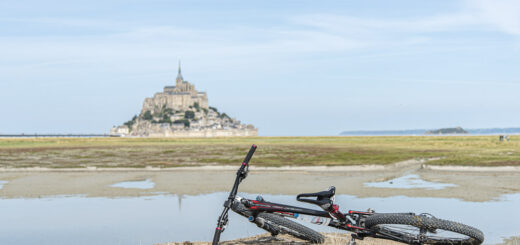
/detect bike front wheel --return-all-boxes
[364,213,484,245]
[257,212,325,244]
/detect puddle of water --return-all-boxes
[364,174,457,190]
[0,181,7,190]
[0,193,518,245]
[110,179,155,189]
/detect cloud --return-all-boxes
[0,23,365,70]
[289,13,479,35]
[289,1,520,43]
[2,0,520,74]
[464,0,520,36]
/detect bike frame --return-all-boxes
[234,195,373,232]
[212,145,375,245]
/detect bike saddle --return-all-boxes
[296,186,335,210]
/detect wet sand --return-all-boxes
[1,159,520,201]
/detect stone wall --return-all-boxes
[141,92,208,114]
[146,128,258,137]
[111,120,258,137]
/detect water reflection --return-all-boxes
[110,179,155,189]
[364,174,457,190]
[0,180,7,189]
[178,194,184,211]
[0,193,518,245]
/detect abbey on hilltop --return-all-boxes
[110,61,258,137]
[141,62,209,115]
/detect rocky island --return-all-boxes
[425,127,468,135]
[111,62,257,137]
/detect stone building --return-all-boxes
[141,61,209,114]
[111,62,257,137]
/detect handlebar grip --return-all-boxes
[212,227,222,245]
[242,144,257,165]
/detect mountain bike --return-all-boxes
[212,145,484,245]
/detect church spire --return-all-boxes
[176,60,184,84]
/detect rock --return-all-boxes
[111,62,257,137]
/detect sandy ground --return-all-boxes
[159,234,520,245]
[1,159,520,201]
[157,233,402,245]
[158,234,520,245]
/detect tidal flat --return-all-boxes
[1,159,520,202]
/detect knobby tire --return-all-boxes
[257,212,325,244]
[365,213,484,245]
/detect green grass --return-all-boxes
[0,136,519,168]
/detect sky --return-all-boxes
[1,0,520,136]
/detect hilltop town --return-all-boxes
[110,62,257,137]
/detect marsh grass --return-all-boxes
[0,136,519,168]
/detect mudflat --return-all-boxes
[1,159,519,202]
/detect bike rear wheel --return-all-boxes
[365,213,484,245]
[258,212,325,244]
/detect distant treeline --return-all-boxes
[340,127,520,136]
[425,127,468,135]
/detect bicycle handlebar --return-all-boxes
[242,144,257,167]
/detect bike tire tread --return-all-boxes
[365,213,484,245]
[257,212,325,244]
